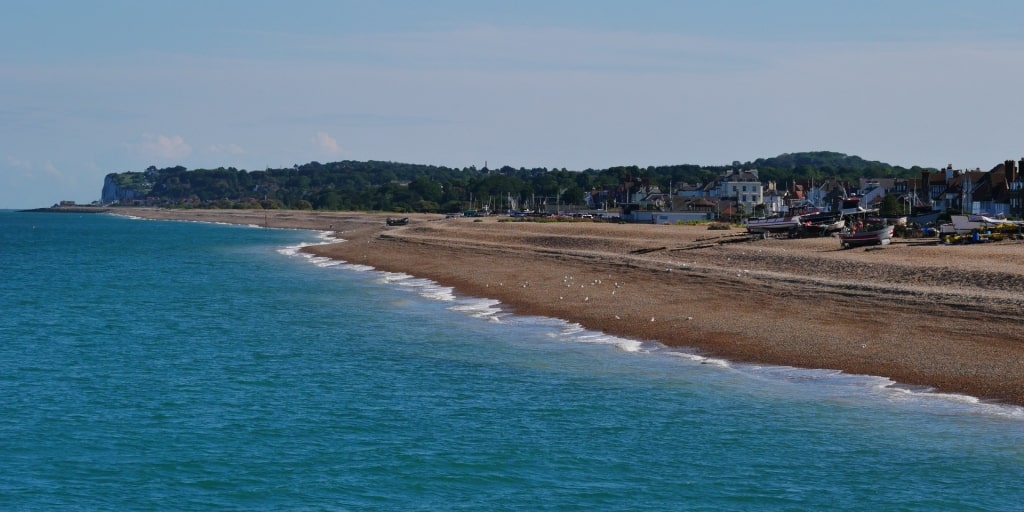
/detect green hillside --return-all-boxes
[102,152,926,212]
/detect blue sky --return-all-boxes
[3,0,1024,208]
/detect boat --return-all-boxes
[938,214,1024,237]
[838,224,894,248]
[747,204,839,235]
[817,218,847,234]
[746,213,802,233]
[800,209,841,225]
[839,196,877,218]
[385,217,409,226]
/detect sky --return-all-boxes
[3,0,1024,208]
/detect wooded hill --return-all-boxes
[105,151,926,213]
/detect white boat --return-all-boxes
[838,225,894,248]
[747,204,839,235]
[820,219,846,233]
[746,214,803,233]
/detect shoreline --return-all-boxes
[106,208,1024,406]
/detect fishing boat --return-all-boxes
[817,218,847,234]
[746,213,802,234]
[839,196,876,217]
[747,204,839,235]
[838,224,894,248]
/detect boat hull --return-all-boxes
[838,225,894,248]
[746,216,801,233]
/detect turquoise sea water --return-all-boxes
[1,210,1022,511]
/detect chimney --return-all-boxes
[1006,160,1017,183]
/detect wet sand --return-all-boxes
[110,208,1024,406]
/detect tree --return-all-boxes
[879,194,902,217]
[409,176,442,203]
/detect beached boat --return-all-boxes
[938,214,1024,237]
[747,204,840,235]
[838,225,894,248]
[746,214,802,233]
[386,217,409,226]
[818,218,847,234]
[839,196,877,217]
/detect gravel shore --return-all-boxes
[110,208,1024,406]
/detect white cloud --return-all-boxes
[6,156,32,170]
[4,156,64,179]
[312,131,342,156]
[135,133,192,159]
[207,143,246,155]
[42,161,64,179]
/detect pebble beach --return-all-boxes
[111,208,1024,406]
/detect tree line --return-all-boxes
[106,151,924,212]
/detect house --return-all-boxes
[714,169,763,215]
[968,161,1014,217]
[671,197,717,214]
[761,183,788,216]
[674,182,706,199]
[1006,160,1024,217]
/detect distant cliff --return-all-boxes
[101,172,151,204]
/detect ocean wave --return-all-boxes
[448,298,504,320]
[550,323,647,353]
[667,351,733,368]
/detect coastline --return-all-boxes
[107,207,1024,406]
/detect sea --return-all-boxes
[1,210,1022,511]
